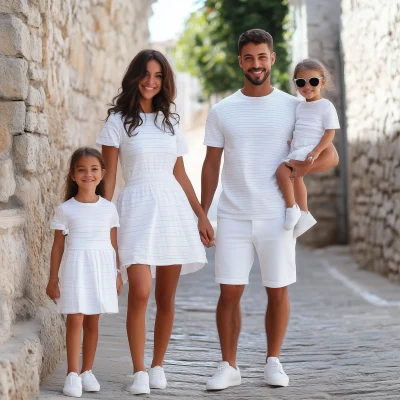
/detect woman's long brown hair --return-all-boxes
[106,49,180,136]
[64,147,106,201]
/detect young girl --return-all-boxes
[96,49,213,395]
[276,59,340,237]
[46,147,123,398]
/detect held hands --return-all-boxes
[46,278,60,304]
[305,150,320,165]
[116,273,123,296]
[198,214,215,248]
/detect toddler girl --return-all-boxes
[46,147,123,397]
[276,59,340,237]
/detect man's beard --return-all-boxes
[244,68,270,86]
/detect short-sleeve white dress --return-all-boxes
[51,196,120,315]
[96,112,207,281]
[283,98,340,162]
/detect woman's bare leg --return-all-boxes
[151,265,182,367]
[126,264,152,373]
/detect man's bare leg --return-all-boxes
[216,284,245,368]
[265,286,290,357]
[264,286,290,387]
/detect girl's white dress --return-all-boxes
[283,98,340,162]
[96,112,207,281]
[51,197,120,314]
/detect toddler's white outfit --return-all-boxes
[283,98,340,163]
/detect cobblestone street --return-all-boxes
[39,246,400,399]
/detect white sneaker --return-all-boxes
[148,366,167,389]
[284,204,301,230]
[264,357,289,387]
[129,371,150,395]
[80,370,100,392]
[293,211,317,238]
[63,372,82,397]
[206,361,241,391]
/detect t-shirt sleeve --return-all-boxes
[176,125,189,157]
[111,205,120,228]
[50,205,69,235]
[204,106,224,148]
[96,114,122,148]
[323,102,340,130]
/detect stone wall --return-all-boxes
[288,0,348,247]
[0,0,153,398]
[341,0,400,281]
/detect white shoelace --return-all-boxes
[135,372,148,384]
[152,369,164,379]
[269,360,284,375]
[214,364,229,377]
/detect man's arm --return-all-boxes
[201,146,223,215]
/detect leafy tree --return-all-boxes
[176,0,289,97]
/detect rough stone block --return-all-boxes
[0,319,42,400]
[25,111,48,134]
[0,0,29,15]
[0,101,26,134]
[29,62,46,82]
[0,159,16,203]
[30,35,42,63]
[0,124,11,154]
[0,56,28,100]
[0,14,31,59]
[14,134,39,173]
[26,85,45,109]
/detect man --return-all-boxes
[201,29,338,390]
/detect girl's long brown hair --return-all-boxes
[107,49,179,136]
[64,147,105,201]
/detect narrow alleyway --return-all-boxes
[39,245,400,399]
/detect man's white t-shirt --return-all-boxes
[204,88,300,220]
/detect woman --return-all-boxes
[96,49,213,395]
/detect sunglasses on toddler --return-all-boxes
[294,77,323,88]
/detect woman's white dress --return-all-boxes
[51,197,120,314]
[96,112,207,281]
[283,98,340,162]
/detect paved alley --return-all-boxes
[39,246,400,399]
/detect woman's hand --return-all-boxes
[46,278,60,304]
[116,273,123,296]
[305,150,320,164]
[198,215,215,248]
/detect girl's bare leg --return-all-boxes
[294,177,308,211]
[151,265,182,367]
[126,264,152,373]
[66,313,84,374]
[276,164,295,207]
[81,314,100,373]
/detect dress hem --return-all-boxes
[119,258,207,283]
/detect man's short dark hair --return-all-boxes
[238,29,274,55]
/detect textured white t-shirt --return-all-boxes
[204,88,300,219]
[293,98,340,141]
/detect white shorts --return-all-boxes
[215,217,296,288]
